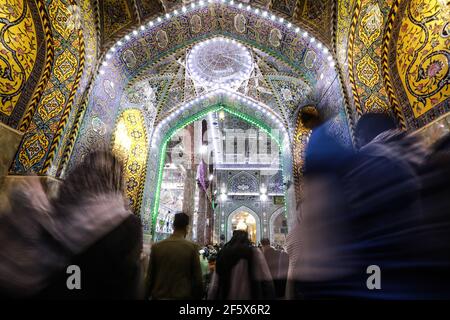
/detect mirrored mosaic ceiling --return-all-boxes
[69,0,351,180]
[103,1,336,85]
[88,0,343,135]
[4,0,448,179]
[98,0,335,50]
[121,40,315,125]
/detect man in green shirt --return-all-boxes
[147,213,203,300]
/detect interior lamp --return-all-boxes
[220,193,227,202]
[236,219,248,231]
[200,144,208,154]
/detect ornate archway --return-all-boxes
[269,206,287,246]
[141,92,293,241]
[64,0,351,243]
[227,205,261,244]
[68,0,349,176]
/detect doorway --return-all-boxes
[227,206,261,244]
[230,211,257,243]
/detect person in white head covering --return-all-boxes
[208,230,275,300]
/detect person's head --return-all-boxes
[260,238,270,247]
[303,124,353,222]
[355,113,397,148]
[199,249,208,259]
[173,212,189,236]
[304,124,353,179]
[228,230,250,247]
[299,106,322,130]
[55,150,124,207]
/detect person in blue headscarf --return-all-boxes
[289,121,357,299]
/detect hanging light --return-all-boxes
[220,193,227,202]
[260,183,268,201]
[236,219,247,231]
[260,184,267,194]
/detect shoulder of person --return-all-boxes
[112,214,142,247]
[121,214,142,229]
[151,239,164,250]
[113,214,142,240]
[184,239,201,250]
[252,246,265,257]
[176,239,201,254]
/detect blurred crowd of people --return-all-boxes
[1,111,449,299]
[0,151,142,299]
[146,213,289,300]
[288,112,450,299]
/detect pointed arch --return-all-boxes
[227,206,261,244]
[228,171,259,194]
[141,95,293,241]
[269,207,286,245]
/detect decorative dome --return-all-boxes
[187,37,253,89]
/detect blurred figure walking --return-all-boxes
[285,208,303,300]
[260,238,288,299]
[346,113,428,298]
[295,123,355,299]
[418,133,450,298]
[38,151,143,299]
[146,212,203,300]
[208,230,275,300]
[0,177,64,298]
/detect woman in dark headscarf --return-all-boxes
[208,230,275,300]
[37,150,143,299]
